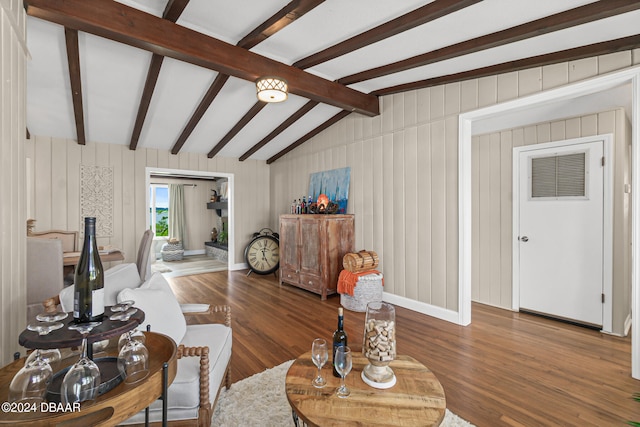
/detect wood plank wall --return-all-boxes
[0,0,27,366]
[269,49,640,319]
[472,109,631,335]
[23,138,270,270]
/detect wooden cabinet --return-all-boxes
[279,214,355,300]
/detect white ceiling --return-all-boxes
[25,0,640,161]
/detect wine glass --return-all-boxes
[61,322,102,405]
[109,307,138,322]
[26,348,62,372]
[117,331,149,384]
[8,350,53,403]
[334,346,352,398]
[36,310,68,322]
[110,300,134,313]
[311,338,328,388]
[27,321,64,335]
[118,328,146,352]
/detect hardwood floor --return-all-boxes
[167,270,638,427]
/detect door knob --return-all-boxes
[520,236,529,242]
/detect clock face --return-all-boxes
[245,235,280,274]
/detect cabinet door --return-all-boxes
[280,217,299,271]
[299,217,322,277]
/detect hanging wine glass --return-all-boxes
[27,321,64,336]
[110,300,134,313]
[118,328,146,352]
[36,310,68,323]
[311,338,328,388]
[109,307,138,322]
[117,331,149,384]
[26,348,62,372]
[334,346,352,398]
[8,350,53,403]
[61,322,102,405]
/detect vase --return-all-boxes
[361,301,396,388]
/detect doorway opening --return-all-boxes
[459,66,640,379]
[145,167,235,273]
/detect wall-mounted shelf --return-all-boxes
[207,201,228,216]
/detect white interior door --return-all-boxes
[517,139,604,326]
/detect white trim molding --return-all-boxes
[383,292,462,325]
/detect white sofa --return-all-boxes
[53,264,232,426]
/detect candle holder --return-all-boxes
[361,302,396,389]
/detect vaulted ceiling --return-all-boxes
[24,0,640,163]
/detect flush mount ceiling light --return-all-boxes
[256,76,288,103]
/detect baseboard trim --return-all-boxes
[382,292,461,325]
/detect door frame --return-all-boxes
[512,135,614,333]
[144,167,236,268]
[459,66,640,379]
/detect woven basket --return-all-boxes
[161,242,184,262]
[340,272,383,312]
[342,250,379,273]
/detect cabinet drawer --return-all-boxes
[281,269,299,284]
[299,273,322,291]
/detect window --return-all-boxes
[149,184,169,237]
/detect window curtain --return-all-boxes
[169,184,186,247]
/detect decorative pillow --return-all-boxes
[140,272,173,293]
[118,287,186,345]
[59,263,142,313]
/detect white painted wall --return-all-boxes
[270,49,640,322]
[0,0,27,366]
[24,137,271,271]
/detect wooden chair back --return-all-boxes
[28,230,78,253]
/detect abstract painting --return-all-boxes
[308,167,350,214]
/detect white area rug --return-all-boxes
[211,360,475,427]
[151,254,227,278]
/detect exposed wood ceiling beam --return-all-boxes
[173,0,324,155]
[162,0,192,23]
[171,74,230,155]
[64,28,85,145]
[338,0,640,85]
[25,0,379,117]
[237,0,326,50]
[293,0,481,69]
[372,34,640,96]
[239,101,319,161]
[129,54,164,150]
[208,102,267,158]
[129,0,190,150]
[267,110,350,164]
[270,33,640,164]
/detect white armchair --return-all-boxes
[44,264,232,426]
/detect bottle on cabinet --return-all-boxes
[332,307,348,377]
[73,217,105,323]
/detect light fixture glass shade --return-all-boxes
[256,77,288,103]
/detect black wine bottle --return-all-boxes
[332,307,348,377]
[73,217,105,323]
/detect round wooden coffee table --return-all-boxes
[286,350,446,427]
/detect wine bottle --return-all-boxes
[332,307,348,377]
[73,217,105,323]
